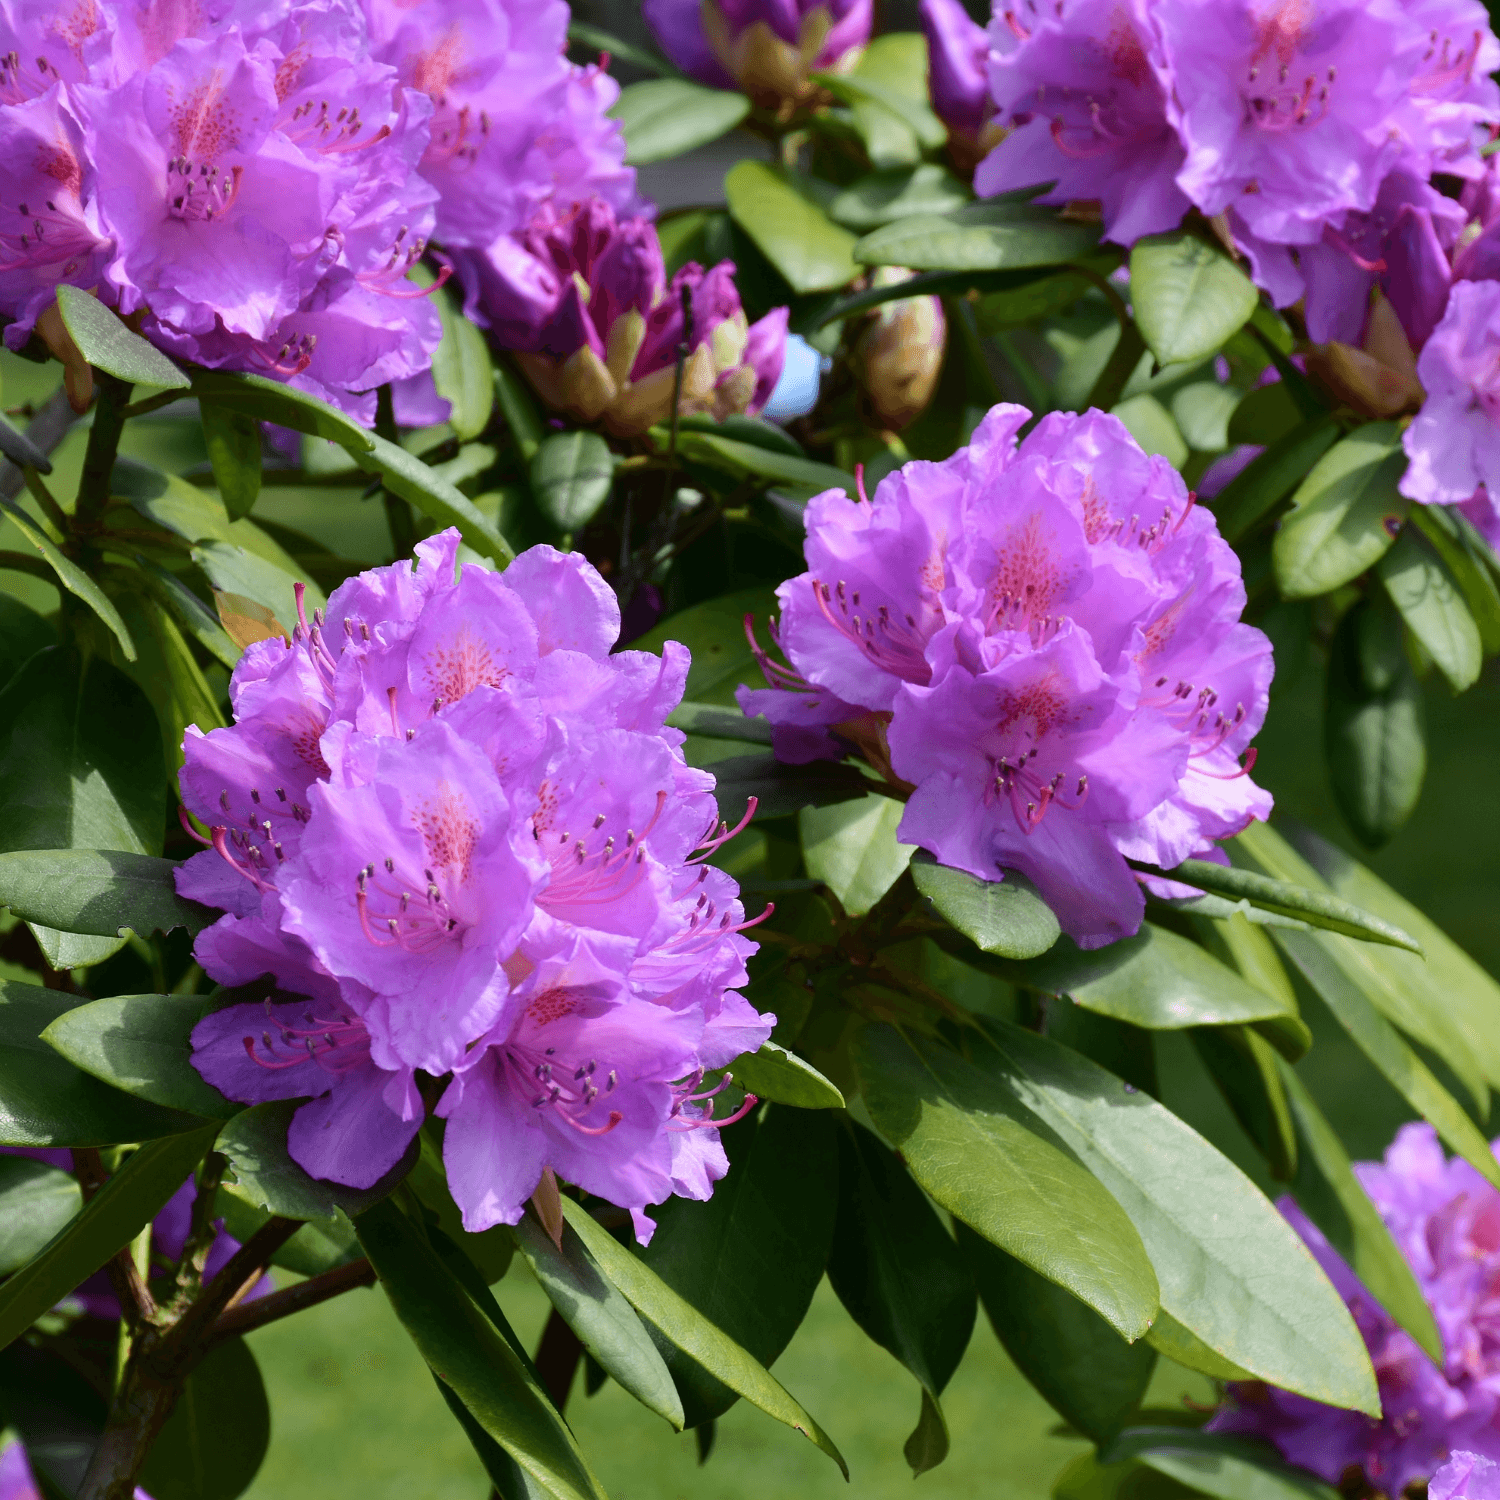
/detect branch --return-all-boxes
[208,1258,375,1344]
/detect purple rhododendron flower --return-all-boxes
[1213,1125,1500,1496]
[182,530,773,1239]
[1401,279,1500,507]
[454,195,787,437]
[1435,1454,1500,1500]
[977,0,1190,247]
[643,0,872,106]
[740,404,1272,949]
[919,0,996,156]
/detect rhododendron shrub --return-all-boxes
[3,1,1500,1498]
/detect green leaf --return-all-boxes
[1144,1310,1254,1381]
[958,1221,1154,1444]
[54,285,189,389]
[813,71,946,153]
[702,751,872,821]
[1279,1061,1442,1364]
[0,1125,219,1351]
[1189,1026,1298,1180]
[1287,824,1500,1092]
[673,429,855,494]
[355,1199,608,1500]
[0,1157,80,1277]
[1145,857,1422,952]
[853,201,1101,272]
[1228,382,1302,446]
[0,980,202,1146]
[1016,924,1296,1030]
[1324,596,1425,848]
[1129,233,1259,366]
[724,162,860,293]
[828,164,972,230]
[430,292,495,443]
[215,1190,362,1278]
[631,586,779,707]
[1378,525,1482,692]
[1111,394,1188,469]
[493,361,545,461]
[191,541,304,635]
[567,20,678,78]
[1213,415,1340,545]
[42,992,236,1120]
[138,1336,269,1500]
[1409,503,1500,652]
[1273,424,1409,599]
[0,595,54,687]
[200,404,262,521]
[0,648,163,859]
[1053,1450,1199,1500]
[973,1019,1381,1415]
[663,700,772,745]
[827,1121,975,1475]
[529,430,614,534]
[0,499,135,659]
[909,851,1061,960]
[354,432,514,566]
[1105,1428,1339,1500]
[638,1107,837,1426]
[560,1196,848,1476]
[610,78,749,165]
[1170,381,1239,452]
[188,369,374,452]
[511,1214,684,1431]
[131,556,239,668]
[851,1022,1159,1340]
[0,850,213,941]
[217,1101,415,1222]
[0,411,52,473]
[800,793,912,916]
[725,1040,843,1109]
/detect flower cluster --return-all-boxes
[179,530,773,1240]
[739,403,1273,948]
[1212,1124,1500,1496]
[976,0,1500,309]
[0,0,632,417]
[643,0,872,108]
[454,196,788,437]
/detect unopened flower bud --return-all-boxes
[918,0,1003,171]
[851,268,945,431]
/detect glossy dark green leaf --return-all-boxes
[1273,424,1408,599]
[0,981,203,1146]
[958,1221,1154,1444]
[1145,858,1421,952]
[1128,233,1258,366]
[1052,1450,1200,1500]
[851,1022,1158,1340]
[1324,597,1425,848]
[702,751,871,821]
[1227,382,1302,446]
[610,78,749,165]
[561,1197,848,1476]
[854,201,1101,272]
[674,430,855,493]
[200,403,262,521]
[529,430,614,533]
[1018,924,1296,1029]
[0,1124,219,1350]
[215,1190,362,1278]
[0,1157,80,1277]
[0,850,212,940]
[218,1101,415,1221]
[42,992,236,1119]
[355,1199,607,1500]
[1378,525,1482,692]
[972,1020,1379,1414]
[131,556,240,668]
[138,1336,269,1500]
[1213,415,1340,545]
[725,1040,843,1109]
[511,1214,684,1431]
[188,369,374,452]
[1190,1025,1297,1180]
[829,164,972,230]
[632,586,779,706]
[638,1107,837,1426]
[827,1121,975,1473]
[725,162,860,293]
[663,700,772,744]
[1104,1427,1339,1500]
[354,432,514,565]
[800,793,912,915]
[1278,1062,1441,1364]
[0,595,53,686]
[430,291,495,442]
[1409,502,1500,652]
[0,499,135,659]
[909,851,1061,960]
[814,70,945,154]
[54,284,189,389]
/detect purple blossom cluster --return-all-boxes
[0,0,632,418]
[177,530,773,1240]
[740,403,1273,948]
[1212,1124,1500,1496]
